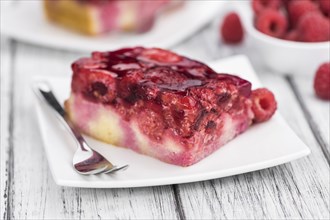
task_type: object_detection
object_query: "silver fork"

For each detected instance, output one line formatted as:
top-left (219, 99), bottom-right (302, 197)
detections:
top-left (33, 81), bottom-right (128, 175)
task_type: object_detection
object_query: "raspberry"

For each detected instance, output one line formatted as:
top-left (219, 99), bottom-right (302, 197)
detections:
top-left (314, 62), bottom-right (330, 100)
top-left (255, 9), bottom-right (288, 38)
top-left (138, 105), bottom-right (165, 141)
top-left (140, 48), bottom-right (182, 63)
top-left (288, 0), bottom-right (319, 27)
top-left (220, 12), bottom-right (244, 44)
top-left (117, 70), bottom-right (143, 101)
top-left (283, 30), bottom-right (299, 41)
top-left (297, 12), bottom-right (330, 42)
top-left (161, 92), bottom-right (199, 137)
top-left (319, 0), bottom-right (330, 17)
top-left (282, 0), bottom-right (291, 7)
top-left (73, 71), bottom-right (117, 104)
top-left (251, 88), bottom-right (277, 123)
top-left (252, 0), bottom-right (282, 14)
top-left (190, 81), bottom-right (235, 112)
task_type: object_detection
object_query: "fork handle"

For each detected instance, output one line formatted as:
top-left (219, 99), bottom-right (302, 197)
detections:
top-left (33, 81), bottom-right (90, 151)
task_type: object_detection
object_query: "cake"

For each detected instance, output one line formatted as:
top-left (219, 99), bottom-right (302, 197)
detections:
top-left (43, 0), bottom-right (181, 35)
top-left (65, 47), bottom-right (277, 166)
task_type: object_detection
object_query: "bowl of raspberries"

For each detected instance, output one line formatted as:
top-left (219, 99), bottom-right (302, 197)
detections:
top-left (237, 0), bottom-right (330, 75)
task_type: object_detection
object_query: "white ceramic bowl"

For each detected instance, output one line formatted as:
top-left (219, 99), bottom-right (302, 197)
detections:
top-left (236, 2), bottom-right (330, 75)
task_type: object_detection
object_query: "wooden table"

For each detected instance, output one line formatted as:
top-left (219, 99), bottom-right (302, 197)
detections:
top-left (1, 9), bottom-right (329, 220)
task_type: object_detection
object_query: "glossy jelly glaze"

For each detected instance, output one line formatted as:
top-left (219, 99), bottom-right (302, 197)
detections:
top-left (67, 47), bottom-right (254, 166)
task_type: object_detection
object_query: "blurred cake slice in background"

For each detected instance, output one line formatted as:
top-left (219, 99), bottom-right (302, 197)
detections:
top-left (43, 0), bottom-right (182, 35)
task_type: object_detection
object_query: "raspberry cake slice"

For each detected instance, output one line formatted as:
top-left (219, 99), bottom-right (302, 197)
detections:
top-left (44, 0), bottom-right (181, 35)
top-left (65, 47), bottom-right (276, 166)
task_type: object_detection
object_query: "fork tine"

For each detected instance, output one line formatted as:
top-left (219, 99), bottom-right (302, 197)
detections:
top-left (76, 165), bottom-right (108, 175)
top-left (75, 164), bottom-right (128, 175)
top-left (102, 165), bottom-right (129, 174)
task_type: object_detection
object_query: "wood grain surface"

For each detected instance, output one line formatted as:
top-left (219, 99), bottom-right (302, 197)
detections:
top-left (1, 38), bottom-right (13, 220)
top-left (1, 3), bottom-right (329, 219)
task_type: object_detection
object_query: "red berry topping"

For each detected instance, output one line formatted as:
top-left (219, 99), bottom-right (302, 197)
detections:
top-left (252, 0), bottom-right (282, 14)
top-left (314, 62), bottom-right (330, 100)
top-left (140, 48), bottom-right (182, 63)
top-left (319, 0), bottom-right (330, 17)
top-left (71, 58), bottom-right (117, 104)
top-left (251, 88), bottom-right (277, 123)
top-left (288, 0), bottom-right (319, 27)
top-left (71, 47), bottom-right (256, 144)
top-left (282, 0), bottom-right (291, 7)
top-left (161, 92), bottom-right (199, 137)
top-left (297, 12), bottom-right (330, 42)
top-left (138, 104), bottom-right (165, 141)
top-left (283, 30), bottom-right (299, 41)
top-left (220, 12), bottom-right (244, 44)
top-left (255, 9), bottom-right (288, 38)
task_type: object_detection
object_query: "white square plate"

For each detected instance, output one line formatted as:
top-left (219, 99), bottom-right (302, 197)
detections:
top-left (34, 55), bottom-right (310, 188)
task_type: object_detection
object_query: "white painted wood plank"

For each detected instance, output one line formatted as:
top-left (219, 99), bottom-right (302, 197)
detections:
top-left (8, 42), bottom-right (179, 220)
top-left (291, 75), bottom-right (330, 155)
top-left (0, 36), bottom-right (12, 220)
top-left (174, 71), bottom-right (330, 219)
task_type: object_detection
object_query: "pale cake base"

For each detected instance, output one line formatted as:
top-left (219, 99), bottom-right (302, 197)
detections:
top-left (65, 93), bottom-right (253, 166)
